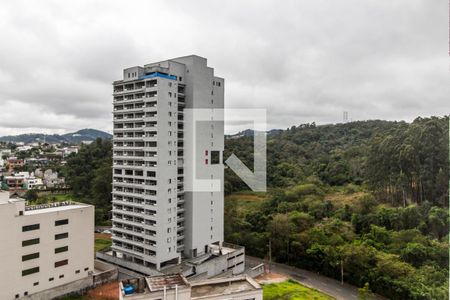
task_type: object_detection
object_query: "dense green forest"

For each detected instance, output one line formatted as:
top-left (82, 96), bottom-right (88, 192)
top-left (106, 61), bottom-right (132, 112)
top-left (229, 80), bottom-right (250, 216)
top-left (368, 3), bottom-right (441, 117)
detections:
top-left (61, 138), bottom-right (112, 224)
top-left (225, 117), bottom-right (449, 299)
top-left (61, 117), bottom-right (449, 299)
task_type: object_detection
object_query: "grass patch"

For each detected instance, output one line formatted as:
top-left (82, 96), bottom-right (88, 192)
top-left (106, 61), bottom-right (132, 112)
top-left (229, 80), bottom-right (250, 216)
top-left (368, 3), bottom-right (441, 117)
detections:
top-left (324, 190), bottom-right (368, 209)
top-left (225, 192), bottom-right (267, 214)
top-left (95, 238), bottom-right (112, 253)
top-left (263, 280), bottom-right (335, 300)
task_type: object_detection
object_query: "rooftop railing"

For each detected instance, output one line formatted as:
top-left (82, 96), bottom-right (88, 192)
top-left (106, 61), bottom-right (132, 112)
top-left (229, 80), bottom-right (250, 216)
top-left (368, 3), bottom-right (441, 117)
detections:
top-left (25, 201), bottom-right (78, 211)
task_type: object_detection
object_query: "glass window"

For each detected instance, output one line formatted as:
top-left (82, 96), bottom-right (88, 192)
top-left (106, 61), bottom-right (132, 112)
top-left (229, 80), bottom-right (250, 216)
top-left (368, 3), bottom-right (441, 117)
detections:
top-left (22, 238), bottom-right (40, 247)
top-left (55, 233), bottom-right (69, 240)
top-left (55, 246), bottom-right (68, 254)
top-left (211, 151), bottom-right (220, 164)
top-left (22, 253), bottom-right (39, 261)
top-left (22, 267), bottom-right (39, 276)
top-left (55, 219), bottom-right (68, 226)
top-left (22, 224), bottom-right (40, 232)
top-left (54, 259), bottom-right (68, 268)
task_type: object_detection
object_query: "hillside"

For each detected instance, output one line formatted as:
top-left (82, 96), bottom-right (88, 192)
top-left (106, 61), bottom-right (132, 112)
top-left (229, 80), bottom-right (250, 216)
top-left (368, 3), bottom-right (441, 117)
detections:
top-left (224, 116), bottom-right (449, 299)
top-left (55, 116), bottom-right (449, 299)
top-left (225, 118), bottom-right (448, 207)
top-left (0, 128), bottom-right (112, 144)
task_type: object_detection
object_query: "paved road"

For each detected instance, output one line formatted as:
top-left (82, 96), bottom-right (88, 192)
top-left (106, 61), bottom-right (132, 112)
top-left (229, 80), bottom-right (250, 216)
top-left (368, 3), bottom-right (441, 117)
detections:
top-left (246, 256), bottom-right (385, 300)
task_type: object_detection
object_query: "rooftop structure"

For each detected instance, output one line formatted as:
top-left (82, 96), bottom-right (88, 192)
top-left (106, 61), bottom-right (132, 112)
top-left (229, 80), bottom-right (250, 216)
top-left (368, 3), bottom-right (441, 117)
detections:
top-left (190, 276), bottom-right (262, 299)
top-left (119, 274), bottom-right (262, 300)
top-left (146, 273), bottom-right (189, 292)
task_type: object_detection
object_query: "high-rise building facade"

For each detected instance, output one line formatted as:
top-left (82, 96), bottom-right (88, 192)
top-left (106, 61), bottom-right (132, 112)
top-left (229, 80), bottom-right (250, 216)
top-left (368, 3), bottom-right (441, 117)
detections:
top-left (112, 55), bottom-right (224, 270)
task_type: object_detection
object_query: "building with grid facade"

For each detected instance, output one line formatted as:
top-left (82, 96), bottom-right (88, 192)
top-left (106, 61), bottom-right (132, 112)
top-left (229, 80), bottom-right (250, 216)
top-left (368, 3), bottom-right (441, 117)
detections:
top-left (111, 55), bottom-right (224, 271)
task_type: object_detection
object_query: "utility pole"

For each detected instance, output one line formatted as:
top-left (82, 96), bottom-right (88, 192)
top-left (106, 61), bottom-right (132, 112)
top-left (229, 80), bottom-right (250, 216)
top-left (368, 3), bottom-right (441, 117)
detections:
top-left (340, 259), bottom-right (344, 285)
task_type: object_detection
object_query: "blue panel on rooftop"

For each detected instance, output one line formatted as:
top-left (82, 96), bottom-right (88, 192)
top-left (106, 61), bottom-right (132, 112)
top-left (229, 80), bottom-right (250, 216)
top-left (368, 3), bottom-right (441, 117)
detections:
top-left (139, 72), bottom-right (177, 81)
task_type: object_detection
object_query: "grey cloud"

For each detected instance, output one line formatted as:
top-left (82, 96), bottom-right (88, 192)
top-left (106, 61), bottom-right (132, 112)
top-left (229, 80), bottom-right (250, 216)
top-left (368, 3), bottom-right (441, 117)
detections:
top-left (0, 0), bottom-right (448, 136)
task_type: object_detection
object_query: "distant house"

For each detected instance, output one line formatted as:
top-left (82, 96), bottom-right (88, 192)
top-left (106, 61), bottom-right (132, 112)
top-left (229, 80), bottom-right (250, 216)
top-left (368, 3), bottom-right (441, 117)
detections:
top-left (4, 175), bottom-right (26, 191)
top-left (7, 157), bottom-right (24, 172)
top-left (40, 152), bottom-right (63, 163)
top-left (4, 172), bottom-right (45, 191)
top-left (16, 145), bottom-right (33, 152)
top-left (33, 169), bottom-right (66, 189)
top-left (26, 176), bottom-right (44, 190)
top-left (62, 146), bottom-right (79, 158)
top-left (0, 149), bottom-right (12, 158)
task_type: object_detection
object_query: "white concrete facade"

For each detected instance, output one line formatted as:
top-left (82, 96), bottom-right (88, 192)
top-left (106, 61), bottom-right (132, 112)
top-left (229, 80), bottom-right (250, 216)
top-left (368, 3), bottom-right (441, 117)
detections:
top-left (0, 191), bottom-right (94, 300)
top-left (112, 55), bottom-right (224, 270)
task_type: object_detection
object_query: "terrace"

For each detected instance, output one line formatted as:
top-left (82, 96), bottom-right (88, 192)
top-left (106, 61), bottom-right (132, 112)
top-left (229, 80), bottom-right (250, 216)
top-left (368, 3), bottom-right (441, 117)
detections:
top-left (24, 201), bottom-right (89, 214)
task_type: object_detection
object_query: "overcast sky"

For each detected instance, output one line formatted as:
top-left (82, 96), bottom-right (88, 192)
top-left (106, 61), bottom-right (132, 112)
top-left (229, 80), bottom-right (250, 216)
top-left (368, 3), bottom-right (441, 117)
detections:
top-left (0, 0), bottom-right (448, 136)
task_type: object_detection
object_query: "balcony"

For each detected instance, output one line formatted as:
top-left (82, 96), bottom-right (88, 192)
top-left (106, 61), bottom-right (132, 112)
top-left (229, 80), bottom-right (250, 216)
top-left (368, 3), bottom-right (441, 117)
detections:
top-left (112, 217), bottom-right (141, 228)
top-left (112, 198), bottom-right (143, 207)
top-left (145, 80), bottom-right (157, 89)
top-left (113, 89), bottom-right (125, 96)
top-left (144, 135), bottom-right (157, 143)
top-left (113, 162), bottom-right (144, 169)
top-left (113, 181), bottom-right (146, 190)
top-left (119, 210), bottom-right (147, 219)
top-left (114, 125), bottom-right (145, 132)
top-left (114, 116), bottom-right (144, 123)
top-left (113, 145), bottom-right (144, 151)
top-left (122, 84), bottom-right (145, 93)
top-left (113, 155), bottom-right (145, 161)
top-left (113, 106), bottom-right (144, 113)
top-left (143, 115), bottom-right (157, 123)
top-left (144, 105), bottom-right (157, 113)
top-left (113, 190), bottom-right (145, 198)
top-left (111, 244), bottom-right (145, 259)
top-left (112, 226), bottom-right (144, 237)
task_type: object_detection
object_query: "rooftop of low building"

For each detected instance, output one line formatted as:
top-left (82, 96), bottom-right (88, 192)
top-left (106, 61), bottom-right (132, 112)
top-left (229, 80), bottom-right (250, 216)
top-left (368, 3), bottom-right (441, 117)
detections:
top-left (119, 274), bottom-right (260, 299)
top-left (146, 273), bottom-right (190, 291)
top-left (190, 276), bottom-right (261, 299)
top-left (24, 201), bottom-right (90, 215)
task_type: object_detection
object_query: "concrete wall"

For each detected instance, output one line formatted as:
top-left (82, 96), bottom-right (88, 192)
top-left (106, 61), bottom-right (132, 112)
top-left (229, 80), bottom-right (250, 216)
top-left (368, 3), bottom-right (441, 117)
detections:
top-left (93, 260), bottom-right (118, 286)
top-left (173, 56), bottom-right (225, 258)
top-left (246, 264), bottom-right (265, 278)
top-left (192, 289), bottom-right (263, 300)
top-left (24, 276), bottom-right (93, 300)
top-left (190, 276), bottom-right (262, 300)
top-left (96, 252), bottom-right (162, 276)
top-left (181, 246), bottom-right (245, 280)
top-left (153, 73), bottom-right (182, 265)
top-left (119, 285), bottom-right (191, 300)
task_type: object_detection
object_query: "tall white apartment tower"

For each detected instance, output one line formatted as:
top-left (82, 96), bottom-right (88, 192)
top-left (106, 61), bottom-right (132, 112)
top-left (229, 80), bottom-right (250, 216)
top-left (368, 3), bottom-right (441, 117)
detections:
top-left (112, 55), bottom-right (224, 270)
